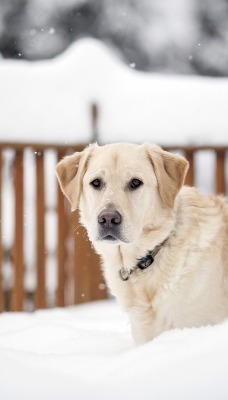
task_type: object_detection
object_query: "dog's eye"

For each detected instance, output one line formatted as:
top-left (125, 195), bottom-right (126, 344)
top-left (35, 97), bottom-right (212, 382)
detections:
top-left (129, 178), bottom-right (143, 190)
top-left (90, 178), bottom-right (102, 189)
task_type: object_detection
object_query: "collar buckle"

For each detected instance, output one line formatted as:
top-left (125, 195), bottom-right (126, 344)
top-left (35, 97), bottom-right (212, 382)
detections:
top-left (137, 254), bottom-right (154, 269)
top-left (119, 268), bottom-right (133, 281)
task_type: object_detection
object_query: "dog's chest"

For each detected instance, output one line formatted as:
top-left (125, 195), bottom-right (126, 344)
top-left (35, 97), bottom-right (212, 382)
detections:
top-left (101, 242), bottom-right (200, 320)
top-left (129, 264), bottom-right (182, 305)
top-left (105, 255), bottom-right (185, 313)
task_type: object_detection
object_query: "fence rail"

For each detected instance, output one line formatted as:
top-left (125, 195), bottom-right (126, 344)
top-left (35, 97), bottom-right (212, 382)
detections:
top-left (0, 142), bottom-right (227, 312)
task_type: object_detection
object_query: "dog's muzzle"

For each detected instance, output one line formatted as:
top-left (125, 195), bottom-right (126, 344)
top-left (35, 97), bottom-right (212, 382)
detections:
top-left (97, 207), bottom-right (122, 242)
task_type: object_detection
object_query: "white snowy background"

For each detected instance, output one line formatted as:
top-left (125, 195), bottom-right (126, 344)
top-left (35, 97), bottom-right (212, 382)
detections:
top-left (0, 36), bottom-right (228, 399)
top-left (1, 38), bottom-right (228, 144)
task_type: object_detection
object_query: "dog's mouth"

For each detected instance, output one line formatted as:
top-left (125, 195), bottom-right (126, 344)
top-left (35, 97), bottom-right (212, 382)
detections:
top-left (99, 232), bottom-right (121, 242)
top-left (102, 234), bottom-right (118, 242)
top-left (97, 230), bottom-right (127, 243)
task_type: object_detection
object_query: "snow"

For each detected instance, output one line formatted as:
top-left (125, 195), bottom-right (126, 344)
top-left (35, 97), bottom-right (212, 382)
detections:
top-left (0, 299), bottom-right (227, 400)
top-left (0, 38), bottom-right (228, 145)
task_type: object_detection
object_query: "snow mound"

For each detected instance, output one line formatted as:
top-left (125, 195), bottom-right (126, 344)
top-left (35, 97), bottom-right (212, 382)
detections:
top-left (0, 300), bottom-right (228, 400)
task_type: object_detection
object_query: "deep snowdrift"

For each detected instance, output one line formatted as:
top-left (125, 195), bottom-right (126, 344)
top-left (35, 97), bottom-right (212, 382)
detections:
top-left (0, 300), bottom-right (228, 400)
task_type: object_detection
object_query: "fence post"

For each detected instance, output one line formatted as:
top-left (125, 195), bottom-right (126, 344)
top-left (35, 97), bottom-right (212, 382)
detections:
top-left (184, 149), bottom-right (194, 187)
top-left (35, 151), bottom-right (46, 309)
top-left (216, 150), bottom-right (226, 194)
top-left (91, 103), bottom-right (99, 143)
top-left (11, 150), bottom-right (24, 311)
top-left (56, 151), bottom-right (67, 307)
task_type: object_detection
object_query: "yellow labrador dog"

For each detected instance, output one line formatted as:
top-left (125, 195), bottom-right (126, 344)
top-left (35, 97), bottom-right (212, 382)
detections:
top-left (56, 143), bottom-right (228, 345)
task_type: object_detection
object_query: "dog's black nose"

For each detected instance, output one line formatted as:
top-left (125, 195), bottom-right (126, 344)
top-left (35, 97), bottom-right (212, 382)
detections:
top-left (98, 209), bottom-right (122, 227)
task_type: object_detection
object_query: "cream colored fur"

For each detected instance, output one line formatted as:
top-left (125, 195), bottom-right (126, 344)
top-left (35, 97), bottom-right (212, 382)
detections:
top-left (56, 143), bottom-right (228, 345)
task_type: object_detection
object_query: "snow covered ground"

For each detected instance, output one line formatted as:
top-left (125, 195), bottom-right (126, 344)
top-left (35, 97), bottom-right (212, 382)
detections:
top-left (0, 299), bottom-right (228, 400)
top-left (0, 38), bottom-right (228, 399)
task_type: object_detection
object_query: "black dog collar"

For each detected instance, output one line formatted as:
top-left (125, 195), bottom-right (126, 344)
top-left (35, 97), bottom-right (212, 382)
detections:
top-left (119, 236), bottom-right (169, 281)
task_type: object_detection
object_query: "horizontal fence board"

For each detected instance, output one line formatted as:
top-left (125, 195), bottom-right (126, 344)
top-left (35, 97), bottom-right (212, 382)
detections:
top-left (0, 142), bottom-right (86, 152)
top-left (0, 142), bottom-right (227, 153)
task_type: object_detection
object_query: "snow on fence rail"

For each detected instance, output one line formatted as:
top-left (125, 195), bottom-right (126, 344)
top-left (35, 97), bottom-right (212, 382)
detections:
top-left (0, 142), bottom-right (227, 313)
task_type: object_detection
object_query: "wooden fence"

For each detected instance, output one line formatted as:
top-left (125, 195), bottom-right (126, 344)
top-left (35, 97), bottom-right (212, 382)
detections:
top-left (0, 142), bottom-right (227, 312)
top-left (0, 142), bottom-right (107, 312)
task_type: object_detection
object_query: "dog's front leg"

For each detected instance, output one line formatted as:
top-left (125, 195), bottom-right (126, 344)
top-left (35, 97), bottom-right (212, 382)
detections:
top-left (128, 307), bottom-right (163, 345)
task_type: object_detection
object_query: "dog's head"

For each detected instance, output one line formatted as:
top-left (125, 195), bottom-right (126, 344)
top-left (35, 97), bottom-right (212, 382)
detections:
top-left (55, 143), bottom-right (188, 245)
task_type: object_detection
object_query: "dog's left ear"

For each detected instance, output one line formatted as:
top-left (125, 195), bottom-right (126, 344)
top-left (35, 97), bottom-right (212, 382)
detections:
top-left (55, 144), bottom-right (96, 211)
top-left (146, 144), bottom-right (189, 208)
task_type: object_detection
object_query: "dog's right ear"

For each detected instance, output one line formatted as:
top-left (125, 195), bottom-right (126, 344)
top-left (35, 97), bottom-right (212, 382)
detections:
top-left (145, 144), bottom-right (189, 209)
top-left (55, 145), bottom-right (96, 211)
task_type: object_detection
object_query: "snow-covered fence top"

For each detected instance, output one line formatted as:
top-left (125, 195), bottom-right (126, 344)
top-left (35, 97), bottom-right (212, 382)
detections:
top-left (0, 142), bottom-right (227, 312)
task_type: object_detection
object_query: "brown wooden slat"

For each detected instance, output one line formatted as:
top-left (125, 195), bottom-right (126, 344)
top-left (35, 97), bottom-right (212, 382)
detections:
top-left (73, 210), bottom-right (88, 304)
top-left (216, 150), bottom-right (226, 194)
top-left (91, 103), bottom-right (99, 143)
top-left (61, 202), bottom-right (75, 306)
top-left (0, 149), bottom-right (3, 312)
top-left (56, 151), bottom-right (67, 307)
top-left (164, 145), bottom-right (228, 152)
top-left (73, 210), bottom-right (107, 304)
top-left (35, 152), bottom-right (46, 309)
top-left (89, 252), bottom-right (107, 301)
top-left (11, 150), bottom-right (24, 311)
top-left (184, 150), bottom-right (194, 187)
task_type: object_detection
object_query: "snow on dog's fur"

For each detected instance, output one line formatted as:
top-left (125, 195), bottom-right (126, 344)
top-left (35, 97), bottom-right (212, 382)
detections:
top-left (56, 143), bottom-right (228, 345)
